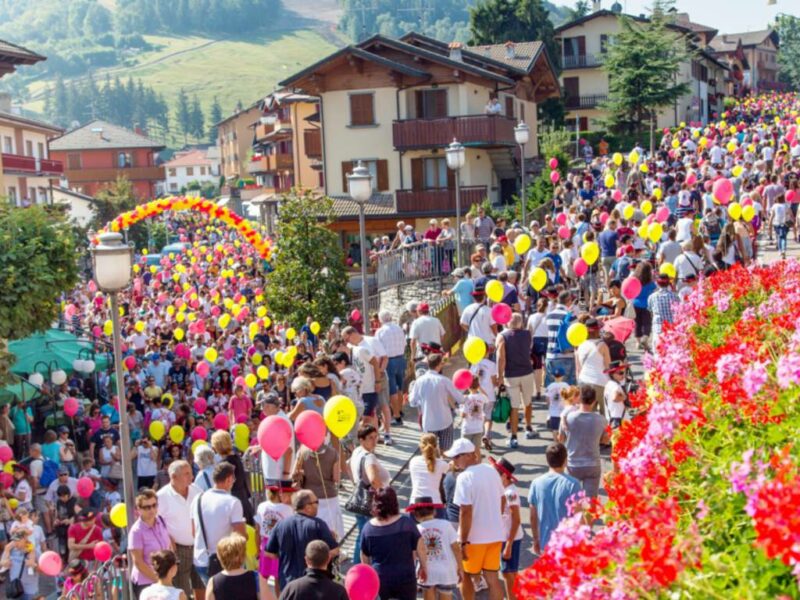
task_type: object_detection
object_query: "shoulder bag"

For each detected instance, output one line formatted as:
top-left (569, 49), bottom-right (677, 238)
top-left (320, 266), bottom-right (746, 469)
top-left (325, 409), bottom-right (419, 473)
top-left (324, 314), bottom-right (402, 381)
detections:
top-left (344, 454), bottom-right (374, 517)
top-left (68, 522), bottom-right (97, 562)
top-left (196, 492), bottom-right (223, 577)
top-left (5, 552), bottom-right (27, 599)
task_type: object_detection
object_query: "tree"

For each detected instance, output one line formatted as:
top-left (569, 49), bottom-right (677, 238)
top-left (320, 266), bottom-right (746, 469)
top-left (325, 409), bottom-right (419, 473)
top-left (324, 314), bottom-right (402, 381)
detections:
top-left (568, 0), bottom-right (590, 20)
top-left (189, 95), bottom-right (205, 141)
top-left (264, 191), bottom-right (349, 330)
top-left (776, 14), bottom-right (800, 90)
top-left (600, 1), bottom-right (691, 151)
top-left (208, 96), bottom-right (223, 144)
top-left (176, 89), bottom-right (191, 143)
top-left (0, 205), bottom-right (79, 383)
top-left (92, 176), bottom-right (138, 230)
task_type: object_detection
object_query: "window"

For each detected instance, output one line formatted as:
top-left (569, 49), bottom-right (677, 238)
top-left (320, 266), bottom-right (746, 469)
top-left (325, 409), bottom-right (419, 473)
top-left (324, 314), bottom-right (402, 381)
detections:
top-left (200, 166), bottom-right (206, 176)
top-left (186, 167), bottom-right (194, 176)
top-left (341, 159), bottom-right (388, 191)
top-left (424, 157), bottom-right (448, 189)
top-left (349, 93), bottom-right (376, 126)
top-left (3, 136), bottom-right (12, 153)
top-left (169, 182), bottom-right (178, 191)
top-left (25, 140), bottom-right (33, 156)
top-left (168, 168), bottom-right (177, 177)
top-left (414, 89), bottom-right (448, 119)
top-left (67, 153), bottom-right (82, 169)
top-left (37, 143), bottom-right (45, 158)
top-left (38, 188), bottom-right (48, 203)
top-left (600, 34), bottom-right (609, 54)
top-left (117, 152), bottom-right (132, 168)
top-left (7, 186), bottom-right (16, 204)
top-left (504, 96), bottom-right (515, 119)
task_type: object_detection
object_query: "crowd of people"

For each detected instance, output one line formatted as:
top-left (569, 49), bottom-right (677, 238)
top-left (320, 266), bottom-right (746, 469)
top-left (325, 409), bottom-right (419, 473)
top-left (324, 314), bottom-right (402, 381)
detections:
top-left (0, 93), bottom-right (797, 600)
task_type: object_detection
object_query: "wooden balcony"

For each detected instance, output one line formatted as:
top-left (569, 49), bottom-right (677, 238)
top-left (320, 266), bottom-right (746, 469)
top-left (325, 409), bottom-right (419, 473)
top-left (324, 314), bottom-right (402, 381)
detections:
top-left (562, 54), bottom-right (601, 69)
top-left (254, 122), bottom-right (275, 141)
top-left (63, 165), bottom-right (164, 183)
top-left (565, 94), bottom-right (607, 109)
top-left (2, 153), bottom-right (63, 176)
top-left (303, 129), bottom-right (321, 159)
top-left (395, 186), bottom-right (488, 215)
top-left (246, 153), bottom-right (293, 174)
top-left (392, 115), bottom-right (516, 150)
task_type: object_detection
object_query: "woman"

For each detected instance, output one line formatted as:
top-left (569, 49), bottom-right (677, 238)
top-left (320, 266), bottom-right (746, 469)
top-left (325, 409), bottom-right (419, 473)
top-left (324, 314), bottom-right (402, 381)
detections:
top-left (272, 374), bottom-right (291, 411)
top-left (527, 297), bottom-right (549, 399)
top-left (631, 262), bottom-right (656, 351)
top-left (98, 435), bottom-right (123, 484)
top-left (292, 441), bottom-right (343, 539)
top-left (140, 550), bottom-right (185, 600)
top-left (437, 218), bottom-right (455, 272)
top-left (489, 244), bottom-right (506, 273)
top-left (211, 430), bottom-right (255, 526)
top-left (132, 437), bottom-right (159, 489)
top-left (575, 318), bottom-right (611, 416)
top-left (0, 404), bottom-right (15, 446)
top-left (359, 487), bottom-right (428, 600)
top-left (716, 222), bottom-right (744, 269)
top-left (58, 428), bottom-right (79, 476)
top-left (193, 445), bottom-right (216, 491)
top-left (407, 434), bottom-right (448, 515)
top-left (206, 533), bottom-right (272, 600)
top-left (0, 530), bottom-right (39, 600)
top-left (84, 405), bottom-right (103, 441)
top-left (67, 511), bottom-right (102, 563)
top-left (8, 464), bottom-right (32, 511)
top-left (298, 364), bottom-right (334, 401)
top-left (594, 279), bottom-right (626, 319)
top-left (41, 430), bottom-right (61, 465)
top-left (313, 357), bottom-right (341, 399)
top-left (286, 378), bottom-right (325, 421)
top-left (128, 489), bottom-right (173, 599)
top-left (349, 425), bottom-right (390, 564)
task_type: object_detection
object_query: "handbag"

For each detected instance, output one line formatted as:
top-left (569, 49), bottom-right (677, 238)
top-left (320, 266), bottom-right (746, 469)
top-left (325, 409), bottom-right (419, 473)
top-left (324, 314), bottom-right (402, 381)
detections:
top-left (5, 552), bottom-right (27, 599)
top-left (196, 492), bottom-right (223, 577)
top-left (69, 523), bottom-right (97, 562)
top-left (491, 387), bottom-right (512, 424)
top-left (344, 454), bottom-right (374, 517)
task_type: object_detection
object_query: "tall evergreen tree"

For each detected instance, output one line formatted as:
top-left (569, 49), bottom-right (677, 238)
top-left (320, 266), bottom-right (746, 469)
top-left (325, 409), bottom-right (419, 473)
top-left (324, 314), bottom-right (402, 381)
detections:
top-left (189, 95), bottom-right (205, 141)
top-left (209, 96), bottom-right (223, 144)
top-left (776, 14), bottom-right (800, 90)
top-left (469, 0), bottom-right (559, 64)
top-left (176, 88), bottom-right (191, 143)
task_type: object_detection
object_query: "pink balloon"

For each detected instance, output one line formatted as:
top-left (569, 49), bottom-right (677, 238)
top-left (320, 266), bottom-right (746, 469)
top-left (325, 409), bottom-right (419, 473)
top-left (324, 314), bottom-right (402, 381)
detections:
top-left (38, 551), bottom-right (62, 577)
top-left (93, 541), bottom-right (112, 562)
top-left (295, 411), bottom-right (326, 451)
top-left (741, 198), bottom-right (753, 207)
top-left (194, 398), bottom-right (207, 414)
top-left (548, 157), bottom-right (558, 170)
top-left (213, 413), bottom-right (229, 431)
top-left (0, 446), bottom-right (12, 463)
top-left (0, 472), bottom-right (12, 488)
top-left (236, 414), bottom-right (249, 424)
top-left (196, 362), bottom-right (210, 378)
top-left (258, 415), bottom-right (293, 460)
top-left (76, 477), bottom-right (94, 498)
top-left (599, 212), bottom-right (610, 226)
top-left (555, 212), bottom-right (567, 226)
top-left (191, 426), bottom-right (208, 442)
top-left (491, 303), bottom-right (512, 325)
top-left (224, 348), bottom-right (235, 360)
top-left (621, 276), bottom-right (642, 300)
top-left (64, 304), bottom-right (77, 319)
top-left (612, 189), bottom-right (623, 202)
top-left (558, 226), bottom-right (571, 239)
top-left (686, 172), bottom-right (697, 186)
top-left (345, 564), bottom-right (381, 600)
top-left (247, 346), bottom-right (256, 357)
top-left (350, 309), bottom-right (362, 322)
top-left (549, 170), bottom-right (560, 184)
top-left (92, 326), bottom-right (102, 338)
top-left (124, 356), bottom-right (136, 370)
top-left (655, 206), bottom-right (670, 223)
top-left (211, 305), bottom-right (221, 317)
top-left (574, 258), bottom-right (588, 277)
top-left (453, 369), bottom-right (473, 391)
top-left (64, 397), bottom-right (80, 417)
top-left (788, 190), bottom-right (797, 203)
top-left (87, 280), bottom-right (97, 293)
top-left (712, 178), bottom-right (734, 204)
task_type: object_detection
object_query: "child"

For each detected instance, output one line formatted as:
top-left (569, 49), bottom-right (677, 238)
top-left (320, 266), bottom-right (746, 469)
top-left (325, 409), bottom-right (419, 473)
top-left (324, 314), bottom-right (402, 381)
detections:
top-left (490, 457), bottom-right (524, 600)
top-left (557, 386), bottom-right (582, 439)
top-left (545, 369), bottom-right (570, 440)
top-left (409, 496), bottom-right (461, 600)
top-left (459, 377), bottom-right (488, 460)
top-left (255, 480), bottom-right (295, 597)
top-left (139, 549), bottom-right (186, 600)
top-left (61, 559), bottom-right (92, 599)
top-left (469, 356), bottom-right (499, 451)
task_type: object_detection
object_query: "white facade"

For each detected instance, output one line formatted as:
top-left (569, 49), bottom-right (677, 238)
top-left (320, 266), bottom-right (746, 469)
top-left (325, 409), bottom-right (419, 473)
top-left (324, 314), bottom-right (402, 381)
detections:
top-left (158, 148), bottom-right (221, 195)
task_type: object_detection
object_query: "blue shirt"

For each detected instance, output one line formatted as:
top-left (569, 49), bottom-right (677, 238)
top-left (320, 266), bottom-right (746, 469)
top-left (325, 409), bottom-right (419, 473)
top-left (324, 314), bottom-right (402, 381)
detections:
top-left (451, 278), bottom-right (474, 313)
top-left (598, 230), bottom-right (618, 257)
top-left (266, 513), bottom-right (339, 589)
top-left (633, 281), bottom-right (657, 309)
top-left (527, 471), bottom-right (582, 548)
top-left (100, 403), bottom-right (120, 425)
top-left (360, 516), bottom-right (421, 585)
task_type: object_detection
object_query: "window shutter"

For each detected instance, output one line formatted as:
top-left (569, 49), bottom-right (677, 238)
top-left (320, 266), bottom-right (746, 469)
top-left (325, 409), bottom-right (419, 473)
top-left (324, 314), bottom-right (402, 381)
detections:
top-left (350, 94), bottom-right (374, 126)
top-left (414, 91), bottom-right (423, 119)
top-left (377, 160), bottom-right (389, 191)
top-left (341, 161), bottom-right (354, 191)
top-left (411, 158), bottom-right (424, 191)
top-left (433, 90), bottom-right (448, 118)
top-left (577, 36), bottom-right (586, 56)
top-left (446, 163), bottom-right (455, 190)
top-left (505, 96), bottom-right (515, 118)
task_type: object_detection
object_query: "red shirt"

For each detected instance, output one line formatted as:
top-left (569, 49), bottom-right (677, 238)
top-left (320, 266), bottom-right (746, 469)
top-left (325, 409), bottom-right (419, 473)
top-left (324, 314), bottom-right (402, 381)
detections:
top-left (67, 521), bottom-right (103, 561)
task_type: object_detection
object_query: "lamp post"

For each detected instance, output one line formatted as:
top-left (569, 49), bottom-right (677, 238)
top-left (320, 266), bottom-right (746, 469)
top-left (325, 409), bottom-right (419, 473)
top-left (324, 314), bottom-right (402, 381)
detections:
top-left (347, 161), bottom-right (373, 335)
top-left (91, 232), bottom-right (135, 596)
top-left (445, 139), bottom-right (466, 267)
top-left (514, 121), bottom-right (530, 229)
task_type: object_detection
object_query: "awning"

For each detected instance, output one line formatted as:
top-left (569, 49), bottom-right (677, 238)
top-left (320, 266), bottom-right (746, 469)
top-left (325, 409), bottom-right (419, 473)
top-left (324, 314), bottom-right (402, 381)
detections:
top-left (0, 377), bottom-right (41, 406)
top-left (9, 329), bottom-right (111, 377)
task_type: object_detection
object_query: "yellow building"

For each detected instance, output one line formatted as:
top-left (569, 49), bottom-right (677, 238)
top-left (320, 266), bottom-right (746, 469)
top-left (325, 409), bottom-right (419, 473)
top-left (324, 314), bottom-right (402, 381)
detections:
top-left (216, 102), bottom-right (263, 201)
top-left (555, 6), bottom-right (729, 132)
top-left (709, 29), bottom-right (783, 94)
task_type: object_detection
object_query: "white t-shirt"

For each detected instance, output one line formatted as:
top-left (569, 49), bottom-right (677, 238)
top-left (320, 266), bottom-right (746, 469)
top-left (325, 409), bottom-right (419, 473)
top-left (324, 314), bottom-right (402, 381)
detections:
top-left (577, 341), bottom-right (609, 386)
top-left (254, 500), bottom-right (293, 541)
top-left (460, 392), bottom-right (488, 435)
top-left (410, 316), bottom-right (445, 348)
top-left (604, 380), bottom-right (626, 420)
top-left (709, 145), bottom-right (723, 164)
top-left (190, 488), bottom-right (244, 567)
top-left (453, 463), bottom-right (505, 544)
top-left (460, 303), bottom-right (495, 345)
top-left (762, 145), bottom-right (774, 161)
top-left (676, 217), bottom-right (694, 243)
top-left (416, 519), bottom-right (458, 586)
top-left (502, 483), bottom-right (524, 542)
top-left (136, 447), bottom-right (158, 477)
top-left (546, 381), bottom-right (569, 418)
top-left (527, 312), bottom-right (548, 338)
top-left (350, 447), bottom-right (390, 488)
top-left (469, 358), bottom-right (497, 404)
top-left (674, 252), bottom-right (702, 279)
top-left (157, 483), bottom-right (202, 547)
top-left (260, 412), bottom-right (294, 480)
top-left (128, 333), bottom-right (148, 350)
top-left (771, 203), bottom-right (788, 226)
top-left (408, 456), bottom-right (449, 504)
top-left (350, 344), bottom-right (376, 394)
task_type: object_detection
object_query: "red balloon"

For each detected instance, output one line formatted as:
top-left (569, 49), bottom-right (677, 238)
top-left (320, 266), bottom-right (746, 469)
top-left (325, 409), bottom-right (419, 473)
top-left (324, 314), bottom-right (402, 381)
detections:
top-left (491, 303), bottom-right (512, 325)
top-left (453, 369), bottom-right (473, 391)
top-left (294, 411), bottom-right (326, 451)
top-left (548, 157), bottom-right (558, 170)
top-left (191, 426), bottom-right (208, 442)
top-left (93, 541), bottom-right (113, 562)
top-left (258, 415), bottom-right (293, 460)
top-left (213, 414), bottom-right (229, 431)
top-left (124, 356), bottom-right (136, 370)
top-left (350, 309), bottom-right (361, 322)
top-left (77, 476), bottom-right (94, 499)
top-left (345, 564), bottom-right (381, 600)
top-left (64, 397), bottom-right (80, 417)
top-left (788, 190), bottom-right (797, 203)
top-left (0, 446), bottom-right (12, 463)
top-left (621, 276), bottom-right (642, 300)
top-left (574, 258), bottom-right (588, 277)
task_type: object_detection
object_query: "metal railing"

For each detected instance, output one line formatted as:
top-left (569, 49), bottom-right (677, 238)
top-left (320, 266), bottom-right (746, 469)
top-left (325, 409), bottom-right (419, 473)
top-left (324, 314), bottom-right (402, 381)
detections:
top-left (564, 94), bottom-right (608, 109)
top-left (63, 555), bottom-right (126, 600)
top-left (371, 240), bottom-right (474, 289)
top-left (562, 54), bottom-right (601, 69)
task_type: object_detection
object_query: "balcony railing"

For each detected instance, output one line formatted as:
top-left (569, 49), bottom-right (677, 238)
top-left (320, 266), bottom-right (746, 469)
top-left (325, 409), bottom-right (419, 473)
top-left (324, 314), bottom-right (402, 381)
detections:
top-left (395, 186), bottom-right (488, 214)
top-left (246, 153), bottom-right (293, 174)
top-left (304, 129), bottom-right (321, 159)
top-left (564, 94), bottom-right (608, 109)
top-left (63, 165), bottom-right (165, 183)
top-left (562, 54), bottom-right (601, 69)
top-left (758, 80), bottom-right (789, 92)
top-left (392, 115), bottom-right (516, 150)
top-left (2, 153), bottom-right (64, 176)
top-left (254, 122), bottom-right (275, 141)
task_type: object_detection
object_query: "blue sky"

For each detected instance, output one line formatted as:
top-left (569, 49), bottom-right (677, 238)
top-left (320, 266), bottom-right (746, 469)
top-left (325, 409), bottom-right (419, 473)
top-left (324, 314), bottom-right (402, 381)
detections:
top-left (548, 0), bottom-right (798, 34)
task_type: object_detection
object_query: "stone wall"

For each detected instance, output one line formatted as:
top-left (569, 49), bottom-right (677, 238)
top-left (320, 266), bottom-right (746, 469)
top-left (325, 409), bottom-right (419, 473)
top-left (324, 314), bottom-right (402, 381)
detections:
top-left (377, 278), bottom-right (450, 319)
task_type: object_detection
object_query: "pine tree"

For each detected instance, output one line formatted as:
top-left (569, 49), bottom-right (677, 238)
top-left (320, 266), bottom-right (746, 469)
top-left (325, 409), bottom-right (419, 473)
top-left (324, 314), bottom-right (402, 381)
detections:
top-left (54, 77), bottom-right (68, 127)
top-left (208, 96), bottom-right (223, 144)
top-left (469, 0), bottom-right (559, 63)
top-left (189, 95), bottom-right (205, 141)
top-left (777, 15), bottom-right (800, 90)
top-left (176, 88), bottom-right (191, 143)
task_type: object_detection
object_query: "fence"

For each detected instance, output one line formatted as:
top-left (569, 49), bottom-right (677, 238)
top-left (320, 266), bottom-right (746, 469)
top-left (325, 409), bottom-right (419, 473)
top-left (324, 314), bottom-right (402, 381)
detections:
top-left (372, 240), bottom-right (474, 289)
top-left (63, 555), bottom-right (127, 600)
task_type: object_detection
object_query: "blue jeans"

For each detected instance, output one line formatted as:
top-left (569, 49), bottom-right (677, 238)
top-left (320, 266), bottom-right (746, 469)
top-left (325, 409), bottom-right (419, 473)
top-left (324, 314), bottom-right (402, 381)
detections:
top-left (352, 514), bottom-right (368, 564)
top-left (545, 356), bottom-right (576, 386)
top-left (775, 224), bottom-right (788, 253)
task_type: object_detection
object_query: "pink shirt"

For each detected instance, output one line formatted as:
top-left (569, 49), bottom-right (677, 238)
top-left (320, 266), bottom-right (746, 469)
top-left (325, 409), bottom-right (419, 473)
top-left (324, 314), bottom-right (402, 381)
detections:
top-left (128, 517), bottom-right (172, 585)
top-left (229, 394), bottom-right (253, 421)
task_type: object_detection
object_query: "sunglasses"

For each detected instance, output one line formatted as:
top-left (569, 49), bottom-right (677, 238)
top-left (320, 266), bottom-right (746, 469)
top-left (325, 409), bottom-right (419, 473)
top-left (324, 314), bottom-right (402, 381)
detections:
top-left (140, 503), bottom-right (157, 510)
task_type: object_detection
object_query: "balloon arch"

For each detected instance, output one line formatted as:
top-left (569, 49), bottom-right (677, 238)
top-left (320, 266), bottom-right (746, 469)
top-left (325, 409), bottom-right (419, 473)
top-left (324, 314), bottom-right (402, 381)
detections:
top-left (100, 196), bottom-right (272, 259)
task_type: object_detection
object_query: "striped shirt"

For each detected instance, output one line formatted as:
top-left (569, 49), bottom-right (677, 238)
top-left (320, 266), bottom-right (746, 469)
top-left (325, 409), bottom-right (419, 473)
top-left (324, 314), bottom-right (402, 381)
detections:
top-left (647, 288), bottom-right (680, 337)
top-left (545, 304), bottom-right (573, 360)
top-left (376, 322), bottom-right (407, 357)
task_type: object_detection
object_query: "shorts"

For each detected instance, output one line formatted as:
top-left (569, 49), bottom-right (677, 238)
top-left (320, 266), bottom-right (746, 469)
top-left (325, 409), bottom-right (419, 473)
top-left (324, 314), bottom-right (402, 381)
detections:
top-left (33, 493), bottom-right (47, 514)
top-left (378, 374), bottom-right (390, 407)
top-left (547, 416), bottom-right (560, 431)
top-left (362, 392), bottom-right (379, 417)
top-left (568, 464), bottom-right (602, 498)
top-left (420, 584), bottom-right (457, 593)
top-left (501, 539), bottom-right (522, 573)
top-left (505, 373), bottom-right (534, 409)
top-left (461, 432), bottom-right (482, 449)
top-left (386, 356), bottom-right (407, 395)
top-left (463, 541), bottom-right (502, 575)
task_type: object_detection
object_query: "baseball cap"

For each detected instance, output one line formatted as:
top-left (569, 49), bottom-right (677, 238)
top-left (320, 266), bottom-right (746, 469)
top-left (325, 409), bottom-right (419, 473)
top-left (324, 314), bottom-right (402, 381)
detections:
top-left (418, 302), bottom-right (430, 313)
top-left (443, 438), bottom-right (476, 458)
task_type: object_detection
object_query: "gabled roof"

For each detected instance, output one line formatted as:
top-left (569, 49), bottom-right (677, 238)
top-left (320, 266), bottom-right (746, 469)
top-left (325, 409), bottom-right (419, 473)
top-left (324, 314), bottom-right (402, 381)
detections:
top-left (261, 90), bottom-right (318, 112)
top-left (53, 186), bottom-right (97, 204)
top-left (712, 29), bottom-right (779, 50)
top-left (0, 110), bottom-right (62, 134)
top-left (50, 120), bottom-right (164, 152)
top-left (164, 149), bottom-right (216, 168)
top-left (554, 9), bottom-right (648, 34)
top-left (0, 38), bottom-right (46, 76)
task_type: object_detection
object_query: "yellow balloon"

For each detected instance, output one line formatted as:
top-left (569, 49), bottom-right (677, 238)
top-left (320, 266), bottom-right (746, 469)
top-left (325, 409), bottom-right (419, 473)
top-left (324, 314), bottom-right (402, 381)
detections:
top-left (529, 267), bottom-right (547, 292)
top-left (580, 242), bottom-right (600, 266)
top-left (219, 314), bottom-right (231, 329)
top-left (257, 365), bottom-right (270, 380)
top-left (463, 336), bottom-right (487, 365)
top-left (166, 305), bottom-right (175, 316)
top-left (628, 150), bottom-right (639, 164)
top-left (191, 440), bottom-right (207, 454)
top-left (150, 421), bottom-right (166, 441)
top-left (275, 351), bottom-right (285, 366)
top-left (245, 373), bottom-right (258, 388)
top-left (256, 306), bottom-right (267, 318)
top-left (204, 347), bottom-right (218, 363)
top-left (641, 200), bottom-right (652, 215)
top-left (514, 233), bottom-right (532, 255)
top-left (169, 425), bottom-right (185, 444)
top-left (623, 205), bottom-right (634, 220)
top-left (233, 424), bottom-right (250, 452)
top-left (671, 138), bottom-right (680, 149)
top-left (150, 266), bottom-right (158, 274)
top-left (653, 188), bottom-right (663, 200)
top-left (742, 205), bottom-right (756, 222)
top-left (8, 498), bottom-right (18, 510)
top-left (175, 312), bottom-right (185, 323)
top-left (133, 264), bottom-right (140, 274)
top-left (727, 141), bottom-right (737, 153)
top-left (604, 174), bottom-right (615, 188)
top-left (640, 163), bottom-right (649, 174)
top-left (613, 152), bottom-right (623, 166)
top-left (324, 395), bottom-right (357, 439)
top-left (252, 352), bottom-right (263, 366)
top-left (310, 321), bottom-right (321, 335)
top-left (3, 461), bottom-right (16, 474)
top-left (638, 223), bottom-right (649, 239)
top-left (659, 263), bottom-right (676, 279)
top-left (485, 280), bottom-right (504, 303)
top-left (286, 327), bottom-right (297, 341)
top-left (110, 503), bottom-right (127, 528)
top-left (728, 202), bottom-right (742, 221)
top-left (566, 322), bottom-right (588, 347)
top-left (246, 525), bottom-right (258, 558)
top-left (174, 327), bottom-right (184, 341)
top-left (263, 317), bottom-right (272, 329)
top-left (103, 320), bottom-right (113, 336)
top-left (648, 222), bottom-right (664, 244)
top-left (162, 393), bottom-right (174, 409)
top-left (732, 165), bottom-right (743, 178)
top-left (142, 249), bottom-right (148, 255)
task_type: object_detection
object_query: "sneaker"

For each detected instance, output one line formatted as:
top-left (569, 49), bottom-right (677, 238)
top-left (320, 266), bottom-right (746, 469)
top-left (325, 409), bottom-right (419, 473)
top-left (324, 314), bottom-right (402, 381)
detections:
top-left (525, 426), bottom-right (538, 440)
top-left (506, 436), bottom-right (518, 449)
top-left (383, 434), bottom-right (394, 446)
top-left (391, 417), bottom-right (403, 427)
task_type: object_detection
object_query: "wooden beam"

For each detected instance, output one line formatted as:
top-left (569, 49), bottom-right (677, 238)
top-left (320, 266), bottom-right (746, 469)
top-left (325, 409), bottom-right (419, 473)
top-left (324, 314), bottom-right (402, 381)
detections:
top-left (309, 72), bottom-right (326, 94)
top-left (389, 71), bottom-right (404, 87)
top-left (347, 55), bottom-right (364, 74)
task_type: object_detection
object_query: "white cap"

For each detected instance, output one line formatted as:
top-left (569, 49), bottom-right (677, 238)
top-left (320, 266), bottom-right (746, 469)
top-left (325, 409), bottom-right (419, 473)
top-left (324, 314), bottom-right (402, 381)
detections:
top-left (444, 438), bottom-right (476, 458)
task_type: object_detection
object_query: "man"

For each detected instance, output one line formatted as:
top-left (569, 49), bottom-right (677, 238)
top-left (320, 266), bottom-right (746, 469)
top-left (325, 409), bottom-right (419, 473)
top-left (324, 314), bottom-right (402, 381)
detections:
top-left (357, 328), bottom-right (393, 445)
top-left (342, 326), bottom-right (384, 429)
top-left (545, 291), bottom-right (577, 386)
top-left (258, 392), bottom-right (294, 481)
top-left (474, 207), bottom-right (495, 244)
top-left (89, 415), bottom-right (120, 463)
top-left (446, 439), bottom-right (505, 600)
top-left (598, 219), bottom-right (618, 285)
top-left (45, 468), bottom-right (78, 532)
top-left (158, 460), bottom-right (204, 600)
top-left (146, 353), bottom-right (170, 389)
top-left (266, 490), bottom-right (340, 591)
top-left (657, 229), bottom-right (682, 266)
top-left (647, 273), bottom-right (680, 351)
top-left (167, 357), bottom-right (189, 388)
top-left (278, 540), bottom-right (348, 600)
top-left (409, 302), bottom-right (445, 360)
top-left (409, 353), bottom-right (462, 452)
top-left (557, 386), bottom-right (609, 498)
top-left (528, 442), bottom-right (582, 554)
top-left (496, 313), bottom-right (536, 448)
top-left (460, 284), bottom-right (497, 350)
top-left (376, 310), bottom-right (407, 427)
top-left (299, 316), bottom-right (318, 351)
top-left (443, 269), bottom-right (474, 315)
top-left (143, 376), bottom-right (163, 403)
top-left (190, 462), bottom-right (246, 582)
top-left (10, 400), bottom-right (33, 459)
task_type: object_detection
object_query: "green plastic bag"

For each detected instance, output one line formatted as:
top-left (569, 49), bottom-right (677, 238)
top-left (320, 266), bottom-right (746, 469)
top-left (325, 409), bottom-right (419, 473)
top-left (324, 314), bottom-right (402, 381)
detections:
top-left (491, 388), bottom-right (512, 424)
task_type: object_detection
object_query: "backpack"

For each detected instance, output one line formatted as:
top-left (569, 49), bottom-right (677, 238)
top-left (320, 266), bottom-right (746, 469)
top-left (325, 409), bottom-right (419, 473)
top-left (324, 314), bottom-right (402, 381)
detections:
top-left (555, 312), bottom-right (577, 354)
top-left (39, 458), bottom-right (59, 488)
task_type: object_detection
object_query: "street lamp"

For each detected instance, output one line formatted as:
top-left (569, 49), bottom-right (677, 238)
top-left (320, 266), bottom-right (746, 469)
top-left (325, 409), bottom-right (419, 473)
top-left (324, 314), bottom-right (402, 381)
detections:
top-left (445, 139), bottom-right (466, 267)
top-left (347, 161), bottom-right (373, 335)
top-left (514, 121), bottom-right (530, 229)
top-left (90, 232), bottom-right (136, 573)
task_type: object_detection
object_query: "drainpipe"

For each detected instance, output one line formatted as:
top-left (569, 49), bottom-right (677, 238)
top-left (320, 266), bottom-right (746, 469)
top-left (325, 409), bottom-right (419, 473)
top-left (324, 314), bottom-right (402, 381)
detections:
top-left (319, 95), bottom-right (328, 196)
top-left (396, 87), bottom-right (404, 190)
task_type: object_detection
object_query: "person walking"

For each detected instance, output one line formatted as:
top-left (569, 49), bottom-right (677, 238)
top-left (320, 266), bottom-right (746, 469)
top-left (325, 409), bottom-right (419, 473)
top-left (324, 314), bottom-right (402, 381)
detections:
top-left (278, 541), bottom-right (348, 600)
top-left (291, 442), bottom-right (343, 540)
top-left (129, 489), bottom-right (174, 599)
top-left (557, 386), bottom-right (609, 498)
top-left (545, 291), bottom-right (577, 385)
top-left (647, 273), bottom-right (680, 352)
top-left (348, 425), bottom-right (390, 564)
top-left (496, 313), bottom-right (536, 447)
top-left (575, 318), bottom-right (610, 416)
top-left (409, 354), bottom-right (462, 452)
top-left (140, 550), bottom-right (186, 600)
top-left (206, 534), bottom-right (272, 600)
top-left (211, 430), bottom-right (255, 526)
top-left (375, 310), bottom-right (408, 426)
top-left (408, 433), bottom-right (449, 513)
top-left (460, 284), bottom-right (497, 351)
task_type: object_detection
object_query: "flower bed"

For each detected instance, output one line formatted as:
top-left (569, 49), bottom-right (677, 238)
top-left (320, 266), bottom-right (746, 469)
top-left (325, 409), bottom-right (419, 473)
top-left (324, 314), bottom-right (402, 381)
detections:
top-left (516, 260), bottom-right (800, 599)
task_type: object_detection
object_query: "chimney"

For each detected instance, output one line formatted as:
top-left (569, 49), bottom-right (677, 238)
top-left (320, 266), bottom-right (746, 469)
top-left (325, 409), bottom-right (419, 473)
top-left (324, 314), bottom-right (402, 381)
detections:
top-left (504, 41), bottom-right (516, 59)
top-left (134, 125), bottom-right (145, 136)
top-left (448, 41), bottom-right (463, 62)
top-left (592, 0), bottom-right (602, 12)
top-left (90, 126), bottom-right (104, 140)
top-left (0, 93), bottom-right (11, 113)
